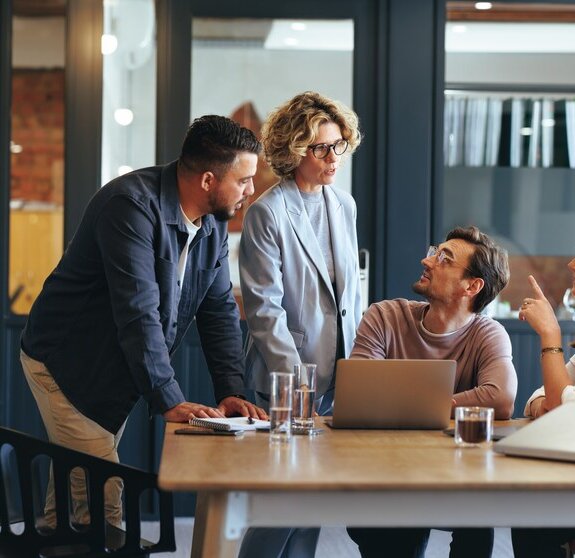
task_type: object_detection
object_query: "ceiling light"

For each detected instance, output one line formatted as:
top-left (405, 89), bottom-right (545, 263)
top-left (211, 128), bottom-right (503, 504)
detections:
top-left (291, 22), bottom-right (307, 31)
top-left (541, 118), bottom-right (555, 127)
top-left (445, 23), bottom-right (575, 53)
top-left (265, 20), bottom-right (353, 51)
top-left (475, 2), bottom-right (493, 10)
top-left (101, 34), bottom-right (118, 55)
top-left (520, 127), bottom-right (532, 136)
top-left (114, 108), bottom-right (134, 126)
top-left (10, 141), bottom-right (23, 154)
top-left (118, 165), bottom-right (133, 176)
top-left (452, 24), bottom-right (467, 34)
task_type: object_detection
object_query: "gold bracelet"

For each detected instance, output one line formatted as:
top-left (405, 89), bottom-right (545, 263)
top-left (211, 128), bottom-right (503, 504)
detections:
top-left (541, 346), bottom-right (564, 357)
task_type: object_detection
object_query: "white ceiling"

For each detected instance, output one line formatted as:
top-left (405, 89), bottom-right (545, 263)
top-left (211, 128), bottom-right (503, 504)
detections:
top-left (446, 22), bottom-right (575, 53)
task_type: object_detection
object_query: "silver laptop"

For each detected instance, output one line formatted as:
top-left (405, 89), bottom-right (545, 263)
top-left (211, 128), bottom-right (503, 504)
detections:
top-left (329, 359), bottom-right (456, 429)
top-left (494, 401), bottom-right (575, 463)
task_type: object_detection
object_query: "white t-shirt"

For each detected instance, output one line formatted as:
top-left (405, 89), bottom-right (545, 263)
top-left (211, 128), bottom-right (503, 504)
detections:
top-left (177, 207), bottom-right (200, 287)
top-left (524, 353), bottom-right (575, 417)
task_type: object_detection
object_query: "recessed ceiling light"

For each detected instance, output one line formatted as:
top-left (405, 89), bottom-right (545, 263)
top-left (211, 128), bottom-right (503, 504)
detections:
top-left (541, 118), bottom-right (556, 128)
top-left (520, 127), bottom-right (532, 136)
top-left (101, 34), bottom-right (118, 55)
top-left (452, 24), bottom-right (467, 34)
top-left (475, 2), bottom-right (493, 10)
top-left (291, 22), bottom-right (306, 31)
top-left (10, 141), bottom-right (23, 154)
top-left (284, 37), bottom-right (299, 46)
top-left (118, 165), bottom-right (133, 176)
top-left (114, 108), bottom-right (134, 126)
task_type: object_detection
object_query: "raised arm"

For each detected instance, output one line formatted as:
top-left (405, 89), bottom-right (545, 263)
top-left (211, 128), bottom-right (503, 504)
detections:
top-left (520, 274), bottom-right (573, 415)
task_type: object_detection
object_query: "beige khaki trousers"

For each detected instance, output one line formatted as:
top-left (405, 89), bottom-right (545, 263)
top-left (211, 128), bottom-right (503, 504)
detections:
top-left (20, 350), bottom-right (125, 528)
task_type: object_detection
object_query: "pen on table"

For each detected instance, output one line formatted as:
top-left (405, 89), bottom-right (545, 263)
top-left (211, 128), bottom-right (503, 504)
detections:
top-left (174, 428), bottom-right (244, 436)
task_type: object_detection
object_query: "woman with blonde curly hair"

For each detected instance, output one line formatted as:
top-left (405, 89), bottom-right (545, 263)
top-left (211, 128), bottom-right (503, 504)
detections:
top-left (238, 91), bottom-right (362, 558)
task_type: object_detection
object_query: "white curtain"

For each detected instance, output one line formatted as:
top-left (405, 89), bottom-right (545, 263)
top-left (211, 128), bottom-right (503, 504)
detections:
top-left (566, 100), bottom-right (575, 169)
top-left (464, 98), bottom-right (488, 166)
top-left (444, 94), bottom-right (569, 168)
top-left (541, 99), bottom-right (554, 168)
top-left (444, 96), bottom-right (501, 167)
top-left (444, 97), bottom-right (466, 166)
top-left (485, 98), bottom-right (502, 167)
top-left (510, 98), bottom-right (524, 168)
top-left (528, 100), bottom-right (541, 168)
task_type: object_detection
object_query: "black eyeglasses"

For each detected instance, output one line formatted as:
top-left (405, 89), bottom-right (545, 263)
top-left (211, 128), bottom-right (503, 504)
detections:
top-left (308, 139), bottom-right (349, 159)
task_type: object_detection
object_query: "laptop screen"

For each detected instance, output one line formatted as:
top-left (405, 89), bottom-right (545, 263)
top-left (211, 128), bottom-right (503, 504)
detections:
top-left (331, 359), bottom-right (456, 429)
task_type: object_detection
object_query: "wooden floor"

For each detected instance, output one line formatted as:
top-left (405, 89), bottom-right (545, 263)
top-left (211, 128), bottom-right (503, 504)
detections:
top-left (144, 520), bottom-right (513, 558)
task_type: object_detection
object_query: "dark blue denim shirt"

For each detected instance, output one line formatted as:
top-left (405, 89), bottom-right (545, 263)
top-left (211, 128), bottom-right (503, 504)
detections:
top-left (22, 161), bottom-right (245, 434)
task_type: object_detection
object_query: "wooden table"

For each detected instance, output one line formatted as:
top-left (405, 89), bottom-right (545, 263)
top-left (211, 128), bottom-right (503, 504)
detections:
top-left (159, 420), bottom-right (575, 558)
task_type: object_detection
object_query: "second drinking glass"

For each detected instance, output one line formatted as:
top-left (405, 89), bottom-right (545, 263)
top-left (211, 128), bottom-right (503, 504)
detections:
top-left (269, 371), bottom-right (293, 443)
top-left (293, 363), bottom-right (317, 432)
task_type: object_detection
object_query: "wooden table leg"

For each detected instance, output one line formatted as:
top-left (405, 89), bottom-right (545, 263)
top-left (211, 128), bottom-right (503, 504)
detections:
top-left (191, 491), bottom-right (240, 558)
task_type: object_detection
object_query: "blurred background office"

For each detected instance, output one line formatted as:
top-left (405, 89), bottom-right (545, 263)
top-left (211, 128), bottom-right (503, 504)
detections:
top-left (1, 0), bottom-right (575, 521)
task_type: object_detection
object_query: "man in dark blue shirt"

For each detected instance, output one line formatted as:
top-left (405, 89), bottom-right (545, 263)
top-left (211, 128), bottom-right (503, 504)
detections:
top-left (20, 115), bottom-right (266, 527)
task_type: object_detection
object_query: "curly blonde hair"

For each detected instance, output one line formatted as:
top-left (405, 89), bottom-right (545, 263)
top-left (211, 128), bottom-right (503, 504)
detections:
top-left (261, 91), bottom-right (361, 178)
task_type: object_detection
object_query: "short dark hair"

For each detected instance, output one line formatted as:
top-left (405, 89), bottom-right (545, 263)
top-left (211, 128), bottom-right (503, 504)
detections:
top-left (446, 226), bottom-right (510, 313)
top-left (179, 115), bottom-right (261, 178)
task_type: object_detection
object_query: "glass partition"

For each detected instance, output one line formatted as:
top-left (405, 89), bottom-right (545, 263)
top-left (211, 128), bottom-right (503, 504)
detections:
top-left (9, 5), bottom-right (66, 315)
top-left (441, 3), bottom-right (575, 319)
top-left (101, 0), bottom-right (156, 185)
top-left (190, 18), bottom-right (354, 291)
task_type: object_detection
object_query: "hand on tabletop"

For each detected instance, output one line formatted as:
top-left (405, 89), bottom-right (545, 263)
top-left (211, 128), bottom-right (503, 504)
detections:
top-left (163, 401), bottom-right (225, 423)
top-left (217, 396), bottom-right (268, 419)
top-left (529, 396), bottom-right (551, 419)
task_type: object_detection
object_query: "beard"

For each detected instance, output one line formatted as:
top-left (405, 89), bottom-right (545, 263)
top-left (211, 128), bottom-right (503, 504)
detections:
top-left (209, 189), bottom-right (244, 222)
top-left (213, 207), bottom-right (234, 222)
top-left (412, 279), bottom-right (427, 297)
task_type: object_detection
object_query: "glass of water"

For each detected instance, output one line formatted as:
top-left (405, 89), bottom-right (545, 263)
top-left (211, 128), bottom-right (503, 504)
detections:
top-left (269, 372), bottom-right (293, 443)
top-left (563, 288), bottom-right (575, 320)
top-left (293, 363), bottom-right (317, 432)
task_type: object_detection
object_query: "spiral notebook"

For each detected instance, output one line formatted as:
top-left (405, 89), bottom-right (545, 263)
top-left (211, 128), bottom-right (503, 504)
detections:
top-left (188, 417), bottom-right (270, 431)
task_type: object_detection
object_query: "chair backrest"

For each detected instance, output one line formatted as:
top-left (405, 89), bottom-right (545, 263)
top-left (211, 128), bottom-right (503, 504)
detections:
top-left (0, 426), bottom-right (175, 557)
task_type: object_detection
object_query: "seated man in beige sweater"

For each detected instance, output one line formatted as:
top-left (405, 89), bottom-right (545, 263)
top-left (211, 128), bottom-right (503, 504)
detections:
top-left (347, 225), bottom-right (518, 558)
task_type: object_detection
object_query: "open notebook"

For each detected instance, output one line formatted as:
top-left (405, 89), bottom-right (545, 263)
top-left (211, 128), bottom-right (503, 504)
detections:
top-left (494, 401), bottom-right (575, 462)
top-left (188, 417), bottom-right (270, 432)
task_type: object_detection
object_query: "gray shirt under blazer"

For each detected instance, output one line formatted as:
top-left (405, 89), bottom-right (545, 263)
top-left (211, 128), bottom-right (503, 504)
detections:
top-left (239, 178), bottom-right (363, 397)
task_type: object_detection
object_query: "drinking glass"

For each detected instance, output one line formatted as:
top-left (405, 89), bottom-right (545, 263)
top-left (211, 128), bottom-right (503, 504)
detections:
top-left (563, 288), bottom-right (575, 320)
top-left (454, 407), bottom-right (494, 447)
top-left (269, 372), bottom-right (293, 443)
top-left (293, 363), bottom-right (317, 432)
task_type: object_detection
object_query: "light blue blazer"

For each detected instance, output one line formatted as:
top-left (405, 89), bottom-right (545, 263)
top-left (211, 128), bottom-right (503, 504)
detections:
top-left (239, 178), bottom-right (362, 397)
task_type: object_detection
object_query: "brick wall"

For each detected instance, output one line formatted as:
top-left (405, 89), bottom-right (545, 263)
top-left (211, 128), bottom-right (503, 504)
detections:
top-left (502, 255), bottom-right (572, 311)
top-left (10, 69), bottom-right (64, 205)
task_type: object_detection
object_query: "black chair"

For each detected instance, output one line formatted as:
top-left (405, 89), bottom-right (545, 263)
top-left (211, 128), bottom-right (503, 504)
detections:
top-left (0, 426), bottom-right (175, 558)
